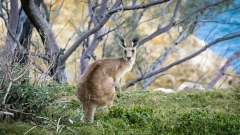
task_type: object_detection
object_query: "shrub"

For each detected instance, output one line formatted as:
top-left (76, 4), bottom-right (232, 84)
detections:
top-left (1, 82), bottom-right (74, 122)
top-left (173, 110), bottom-right (240, 134)
top-left (99, 106), bottom-right (155, 134)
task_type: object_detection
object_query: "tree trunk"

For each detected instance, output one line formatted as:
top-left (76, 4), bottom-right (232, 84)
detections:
top-left (4, 0), bottom-right (19, 52)
top-left (21, 0), bottom-right (60, 55)
top-left (13, 8), bottom-right (32, 65)
top-left (19, 16), bottom-right (33, 64)
top-left (21, 0), bottom-right (67, 82)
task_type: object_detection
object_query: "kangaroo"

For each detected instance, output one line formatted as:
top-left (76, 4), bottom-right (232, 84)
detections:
top-left (77, 36), bottom-right (139, 123)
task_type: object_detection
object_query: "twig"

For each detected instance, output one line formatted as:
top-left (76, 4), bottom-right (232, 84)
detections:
top-left (218, 66), bottom-right (238, 88)
top-left (26, 51), bottom-right (50, 61)
top-left (223, 73), bottom-right (240, 78)
top-left (41, 1), bottom-right (50, 22)
top-left (32, 62), bottom-right (44, 73)
top-left (56, 116), bottom-right (63, 133)
top-left (160, 0), bottom-right (173, 27)
top-left (0, 111), bottom-right (14, 116)
top-left (0, 2), bottom-right (9, 26)
top-left (51, 0), bottom-right (65, 27)
top-left (2, 81), bottom-right (12, 105)
top-left (24, 126), bottom-right (37, 135)
top-left (55, 20), bottom-right (69, 38)
top-left (98, 18), bottom-right (129, 39)
top-left (50, 0), bottom-right (59, 7)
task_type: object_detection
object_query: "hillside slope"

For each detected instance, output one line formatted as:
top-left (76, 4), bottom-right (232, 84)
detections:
top-left (0, 85), bottom-right (240, 134)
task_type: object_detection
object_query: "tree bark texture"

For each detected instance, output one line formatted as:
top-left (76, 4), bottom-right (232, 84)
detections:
top-left (6, 0), bottom-right (19, 51)
top-left (21, 0), bottom-right (67, 82)
top-left (21, 0), bottom-right (60, 55)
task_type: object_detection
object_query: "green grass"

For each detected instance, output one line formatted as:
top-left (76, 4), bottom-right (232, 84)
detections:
top-left (0, 123), bottom-right (56, 135)
top-left (1, 85), bottom-right (240, 135)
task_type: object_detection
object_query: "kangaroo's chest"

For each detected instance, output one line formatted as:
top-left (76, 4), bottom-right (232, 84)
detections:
top-left (117, 60), bottom-right (134, 78)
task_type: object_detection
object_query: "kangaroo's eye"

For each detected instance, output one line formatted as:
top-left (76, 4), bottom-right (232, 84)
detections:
top-left (132, 50), bottom-right (134, 53)
top-left (124, 50), bottom-right (127, 54)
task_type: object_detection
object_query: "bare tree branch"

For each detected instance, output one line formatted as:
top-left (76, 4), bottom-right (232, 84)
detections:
top-left (26, 52), bottom-right (50, 61)
top-left (4, 0), bottom-right (19, 52)
top-left (61, 0), bottom-right (170, 63)
top-left (41, 0), bottom-right (50, 22)
top-left (142, 0), bottom-right (182, 88)
top-left (51, 0), bottom-right (65, 27)
top-left (9, 0), bottom-right (18, 35)
top-left (0, 3), bottom-right (9, 26)
top-left (80, 0), bottom-right (108, 74)
top-left (138, 0), bottom-right (228, 47)
top-left (218, 64), bottom-right (240, 88)
top-left (33, 62), bottom-right (44, 73)
top-left (161, 0), bottom-right (173, 26)
top-left (2, 60), bottom-right (32, 105)
top-left (99, 19), bottom-right (127, 39)
top-left (101, 33), bottom-right (109, 58)
top-left (123, 31), bottom-right (240, 88)
top-left (208, 51), bottom-right (240, 89)
top-left (2, 81), bottom-right (12, 105)
top-left (55, 20), bottom-right (69, 38)
top-left (0, 111), bottom-right (14, 116)
top-left (143, 23), bottom-right (191, 89)
top-left (137, 7), bottom-right (147, 23)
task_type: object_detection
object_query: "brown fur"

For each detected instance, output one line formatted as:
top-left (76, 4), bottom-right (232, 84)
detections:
top-left (77, 37), bottom-right (139, 123)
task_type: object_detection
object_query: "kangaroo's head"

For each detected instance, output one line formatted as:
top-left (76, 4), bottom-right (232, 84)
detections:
top-left (118, 36), bottom-right (139, 61)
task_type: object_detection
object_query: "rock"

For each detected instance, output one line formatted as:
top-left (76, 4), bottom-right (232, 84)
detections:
top-left (178, 82), bottom-right (205, 91)
top-left (153, 88), bottom-right (176, 93)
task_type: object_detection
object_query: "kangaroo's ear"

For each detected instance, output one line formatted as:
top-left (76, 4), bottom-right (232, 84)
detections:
top-left (132, 37), bottom-right (139, 47)
top-left (118, 36), bottom-right (126, 48)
